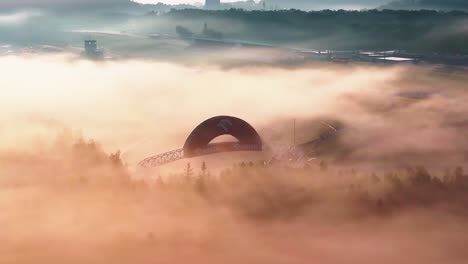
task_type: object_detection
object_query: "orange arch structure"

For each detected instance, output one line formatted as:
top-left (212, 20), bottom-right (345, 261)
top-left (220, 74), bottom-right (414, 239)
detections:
top-left (139, 116), bottom-right (263, 168)
top-left (183, 116), bottom-right (263, 158)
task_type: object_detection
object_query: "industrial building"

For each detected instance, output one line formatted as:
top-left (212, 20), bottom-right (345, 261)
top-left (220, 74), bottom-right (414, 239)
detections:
top-left (83, 40), bottom-right (104, 59)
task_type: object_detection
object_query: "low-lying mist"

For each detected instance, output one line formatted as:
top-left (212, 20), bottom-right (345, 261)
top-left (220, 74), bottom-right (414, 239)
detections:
top-left (0, 54), bottom-right (397, 159)
top-left (1, 54), bottom-right (468, 264)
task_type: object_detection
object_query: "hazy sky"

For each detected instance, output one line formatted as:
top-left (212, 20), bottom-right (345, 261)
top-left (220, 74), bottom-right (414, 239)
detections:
top-left (134, 0), bottom-right (225, 4)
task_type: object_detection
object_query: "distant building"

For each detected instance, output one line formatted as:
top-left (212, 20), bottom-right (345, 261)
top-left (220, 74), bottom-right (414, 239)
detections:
top-left (84, 40), bottom-right (97, 54)
top-left (205, 0), bottom-right (221, 9)
top-left (83, 40), bottom-right (103, 59)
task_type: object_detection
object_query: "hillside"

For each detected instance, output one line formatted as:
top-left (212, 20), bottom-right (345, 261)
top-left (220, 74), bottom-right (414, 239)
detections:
top-left (381, 0), bottom-right (468, 11)
top-left (162, 9), bottom-right (468, 53)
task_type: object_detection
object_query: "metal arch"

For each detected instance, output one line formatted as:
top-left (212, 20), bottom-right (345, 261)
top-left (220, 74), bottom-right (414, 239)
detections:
top-left (137, 120), bottom-right (342, 169)
top-left (138, 116), bottom-right (264, 169)
top-left (183, 116), bottom-right (262, 158)
top-left (138, 149), bottom-right (185, 168)
top-left (138, 142), bottom-right (261, 169)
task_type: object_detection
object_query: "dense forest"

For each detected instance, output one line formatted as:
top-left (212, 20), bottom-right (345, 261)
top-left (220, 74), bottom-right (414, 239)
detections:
top-left (3, 136), bottom-right (468, 219)
top-left (164, 9), bottom-right (468, 53)
top-left (382, 0), bottom-right (468, 11)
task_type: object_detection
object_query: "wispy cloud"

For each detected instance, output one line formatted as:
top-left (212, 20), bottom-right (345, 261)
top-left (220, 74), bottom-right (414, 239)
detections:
top-left (0, 11), bottom-right (41, 24)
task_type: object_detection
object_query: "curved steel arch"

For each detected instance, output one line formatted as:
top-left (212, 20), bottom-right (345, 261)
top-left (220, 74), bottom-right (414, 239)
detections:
top-left (183, 116), bottom-right (263, 158)
top-left (138, 116), bottom-right (263, 168)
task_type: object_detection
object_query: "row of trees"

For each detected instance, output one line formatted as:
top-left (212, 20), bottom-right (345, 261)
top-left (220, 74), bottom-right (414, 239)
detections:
top-left (175, 24), bottom-right (224, 39)
top-left (5, 136), bottom-right (467, 220)
top-left (164, 9), bottom-right (468, 53)
top-left (155, 161), bottom-right (468, 218)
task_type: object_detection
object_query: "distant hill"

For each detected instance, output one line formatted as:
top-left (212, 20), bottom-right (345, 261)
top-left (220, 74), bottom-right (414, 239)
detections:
top-left (258, 0), bottom-right (389, 10)
top-left (0, 0), bottom-right (391, 13)
top-left (165, 9), bottom-right (468, 54)
top-left (381, 0), bottom-right (468, 11)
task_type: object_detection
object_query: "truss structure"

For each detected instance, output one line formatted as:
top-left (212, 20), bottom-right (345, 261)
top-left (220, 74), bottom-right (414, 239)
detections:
top-left (138, 149), bottom-right (185, 168)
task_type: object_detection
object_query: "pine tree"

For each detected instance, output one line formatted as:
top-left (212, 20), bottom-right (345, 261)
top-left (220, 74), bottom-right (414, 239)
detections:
top-left (185, 163), bottom-right (194, 178)
top-left (201, 161), bottom-right (207, 177)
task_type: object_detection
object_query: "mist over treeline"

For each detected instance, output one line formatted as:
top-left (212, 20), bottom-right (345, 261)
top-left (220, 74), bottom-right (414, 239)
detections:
top-left (2, 8), bottom-right (468, 55)
top-left (0, 0), bottom-right (392, 12)
top-left (1, 51), bottom-right (468, 263)
top-left (2, 129), bottom-right (468, 263)
top-left (164, 9), bottom-right (468, 53)
top-left (1, 0), bottom-right (468, 262)
top-left (3, 0), bottom-right (468, 12)
top-left (383, 0), bottom-right (468, 11)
